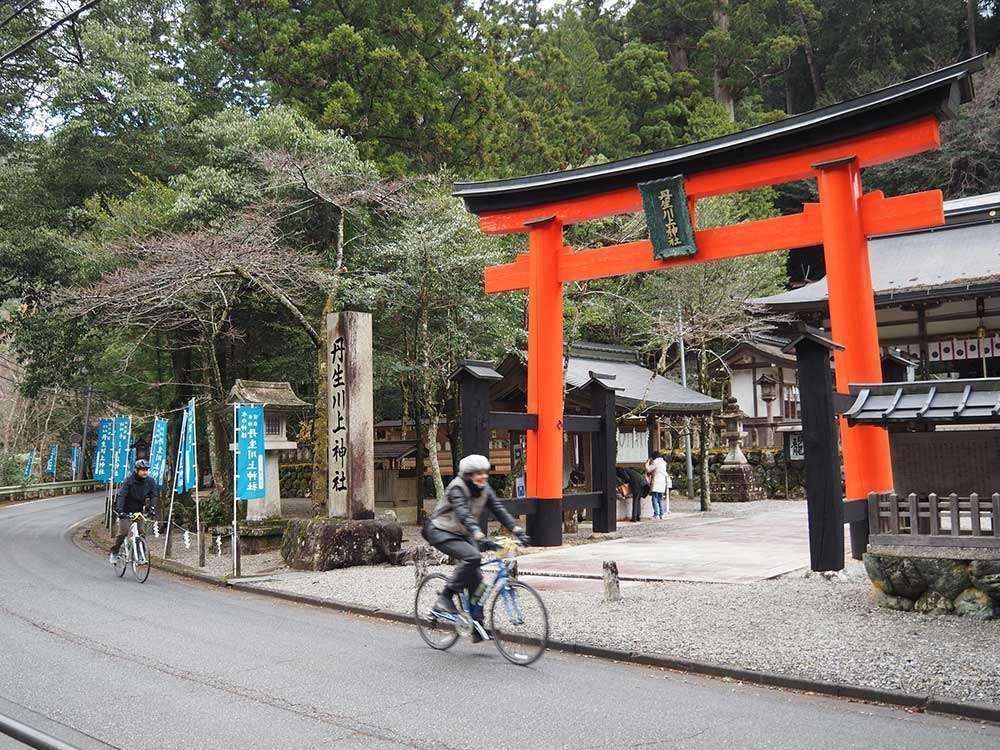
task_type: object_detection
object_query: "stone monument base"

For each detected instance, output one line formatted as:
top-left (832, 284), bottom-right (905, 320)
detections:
top-left (715, 464), bottom-right (765, 502)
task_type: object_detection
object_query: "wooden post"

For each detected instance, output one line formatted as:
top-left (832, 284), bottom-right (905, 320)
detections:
top-left (790, 331), bottom-right (845, 571)
top-left (198, 522), bottom-right (206, 568)
top-left (413, 545), bottom-right (428, 587)
top-left (589, 376), bottom-right (617, 534)
top-left (450, 360), bottom-right (501, 532)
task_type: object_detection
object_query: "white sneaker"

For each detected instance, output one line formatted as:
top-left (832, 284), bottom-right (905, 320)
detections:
top-left (109, 552), bottom-right (118, 564)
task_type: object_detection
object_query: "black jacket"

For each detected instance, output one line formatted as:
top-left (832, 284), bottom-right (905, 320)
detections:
top-left (115, 473), bottom-right (159, 516)
top-left (616, 467), bottom-right (649, 500)
top-left (429, 476), bottom-right (518, 540)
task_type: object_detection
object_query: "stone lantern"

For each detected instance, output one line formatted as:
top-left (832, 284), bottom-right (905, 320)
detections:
top-left (755, 372), bottom-right (779, 446)
top-left (715, 396), bottom-right (764, 502)
top-left (227, 380), bottom-right (308, 520)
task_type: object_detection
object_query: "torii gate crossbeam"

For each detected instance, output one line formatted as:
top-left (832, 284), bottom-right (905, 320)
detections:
top-left (455, 57), bottom-right (985, 548)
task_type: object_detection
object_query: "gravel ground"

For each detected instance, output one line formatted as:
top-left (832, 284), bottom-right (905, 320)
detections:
top-left (244, 558), bottom-right (1000, 706)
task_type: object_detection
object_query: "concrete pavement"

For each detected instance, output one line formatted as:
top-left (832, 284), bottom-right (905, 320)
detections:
top-left (1, 493), bottom-right (998, 749)
top-left (519, 503), bottom-right (841, 583)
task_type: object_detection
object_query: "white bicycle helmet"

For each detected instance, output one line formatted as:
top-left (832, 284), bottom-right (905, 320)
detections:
top-left (458, 454), bottom-right (491, 476)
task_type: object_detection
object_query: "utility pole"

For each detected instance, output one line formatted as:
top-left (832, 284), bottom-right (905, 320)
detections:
top-left (80, 384), bottom-right (93, 478)
top-left (678, 305), bottom-right (695, 499)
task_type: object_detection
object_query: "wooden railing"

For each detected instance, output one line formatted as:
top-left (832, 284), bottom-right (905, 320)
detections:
top-left (869, 491), bottom-right (1000, 548)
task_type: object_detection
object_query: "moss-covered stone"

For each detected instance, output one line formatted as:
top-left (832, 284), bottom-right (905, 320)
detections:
top-left (913, 590), bottom-right (954, 615)
top-left (954, 587), bottom-right (997, 619)
top-left (281, 517), bottom-right (402, 571)
top-left (969, 560), bottom-right (1000, 599)
top-left (869, 590), bottom-right (914, 612)
top-left (912, 557), bottom-right (971, 601)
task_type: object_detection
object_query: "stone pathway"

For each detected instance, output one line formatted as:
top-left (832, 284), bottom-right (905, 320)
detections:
top-left (517, 502), bottom-right (848, 583)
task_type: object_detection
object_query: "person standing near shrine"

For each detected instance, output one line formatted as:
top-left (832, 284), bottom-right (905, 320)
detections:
top-left (645, 451), bottom-right (671, 518)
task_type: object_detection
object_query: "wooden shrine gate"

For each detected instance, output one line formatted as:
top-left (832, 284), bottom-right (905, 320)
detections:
top-left (453, 57), bottom-right (986, 560)
top-left (451, 361), bottom-right (618, 544)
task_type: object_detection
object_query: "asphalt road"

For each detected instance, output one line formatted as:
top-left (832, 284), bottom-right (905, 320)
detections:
top-left (1, 493), bottom-right (998, 750)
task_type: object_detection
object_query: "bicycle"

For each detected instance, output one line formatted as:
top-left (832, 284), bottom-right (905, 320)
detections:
top-left (112, 511), bottom-right (151, 583)
top-left (414, 537), bottom-right (549, 666)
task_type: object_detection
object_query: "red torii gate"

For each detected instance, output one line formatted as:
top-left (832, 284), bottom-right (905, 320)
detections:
top-left (454, 57), bottom-right (985, 547)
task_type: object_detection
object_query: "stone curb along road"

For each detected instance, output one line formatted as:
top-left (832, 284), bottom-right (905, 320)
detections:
top-left (82, 518), bottom-right (1000, 727)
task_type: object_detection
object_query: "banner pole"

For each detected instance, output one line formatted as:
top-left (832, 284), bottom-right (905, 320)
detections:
top-left (163, 408), bottom-right (187, 559)
top-left (108, 420), bottom-right (117, 532)
top-left (192, 399), bottom-right (202, 566)
top-left (233, 403), bottom-right (240, 578)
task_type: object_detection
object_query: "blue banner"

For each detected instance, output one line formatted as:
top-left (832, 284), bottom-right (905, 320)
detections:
top-left (93, 418), bottom-right (114, 482)
top-left (112, 415), bottom-right (132, 483)
top-left (70, 446), bottom-right (81, 478)
top-left (45, 444), bottom-right (58, 476)
top-left (236, 404), bottom-right (266, 500)
top-left (174, 399), bottom-right (197, 493)
top-left (23, 450), bottom-right (33, 479)
top-left (148, 417), bottom-right (169, 487)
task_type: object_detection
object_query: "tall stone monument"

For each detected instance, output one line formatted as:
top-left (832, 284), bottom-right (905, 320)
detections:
top-left (327, 311), bottom-right (375, 518)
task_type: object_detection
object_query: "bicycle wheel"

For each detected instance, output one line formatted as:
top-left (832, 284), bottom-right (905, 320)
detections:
top-left (414, 573), bottom-right (459, 651)
top-left (113, 545), bottom-right (127, 578)
top-left (490, 581), bottom-right (549, 666)
top-left (132, 537), bottom-right (150, 583)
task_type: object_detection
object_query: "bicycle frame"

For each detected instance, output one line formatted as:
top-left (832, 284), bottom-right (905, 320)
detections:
top-left (433, 555), bottom-right (516, 626)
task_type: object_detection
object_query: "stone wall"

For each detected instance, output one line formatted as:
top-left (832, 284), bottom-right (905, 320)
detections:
top-left (864, 549), bottom-right (1000, 619)
top-left (279, 462), bottom-right (311, 498)
top-left (661, 448), bottom-right (806, 499)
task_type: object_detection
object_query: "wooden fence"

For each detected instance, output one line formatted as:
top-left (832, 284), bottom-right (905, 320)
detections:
top-left (868, 491), bottom-right (1000, 548)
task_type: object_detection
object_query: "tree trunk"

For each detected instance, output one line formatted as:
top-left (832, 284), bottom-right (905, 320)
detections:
top-left (967, 0), bottom-right (978, 56)
top-left (797, 13), bottom-right (823, 101)
top-left (418, 304), bottom-right (445, 500)
top-left (712, 0), bottom-right (735, 121)
top-left (667, 40), bottom-right (689, 72)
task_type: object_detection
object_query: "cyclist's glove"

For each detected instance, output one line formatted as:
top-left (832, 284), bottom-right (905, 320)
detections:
top-left (478, 538), bottom-right (502, 552)
top-left (515, 531), bottom-right (531, 547)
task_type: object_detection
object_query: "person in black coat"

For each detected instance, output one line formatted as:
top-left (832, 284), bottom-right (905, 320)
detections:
top-left (109, 459), bottom-right (159, 563)
top-left (616, 466), bottom-right (649, 522)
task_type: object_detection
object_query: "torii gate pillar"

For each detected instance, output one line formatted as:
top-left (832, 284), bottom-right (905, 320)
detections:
top-left (816, 158), bottom-right (894, 513)
top-left (525, 217), bottom-right (566, 545)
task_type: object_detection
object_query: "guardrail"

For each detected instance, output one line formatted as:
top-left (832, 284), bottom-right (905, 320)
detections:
top-left (0, 480), bottom-right (101, 502)
top-left (0, 711), bottom-right (82, 750)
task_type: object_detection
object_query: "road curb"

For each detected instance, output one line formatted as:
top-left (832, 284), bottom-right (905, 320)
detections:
top-left (81, 521), bottom-right (1000, 725)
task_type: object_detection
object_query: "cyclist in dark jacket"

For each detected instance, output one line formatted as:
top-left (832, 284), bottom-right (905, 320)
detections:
top-left (110, 459), bottom-right (159, 564)
top-left (423, 454), bottom-right (529, 623)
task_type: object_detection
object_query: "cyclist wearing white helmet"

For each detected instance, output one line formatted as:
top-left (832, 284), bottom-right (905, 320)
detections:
top-left (423, 454), bottom-right (529, 624)
top-left (109, 459), bottom-right (159, 565)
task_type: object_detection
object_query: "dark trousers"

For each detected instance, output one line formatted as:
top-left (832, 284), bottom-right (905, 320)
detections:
top-left (111, 516), bottom-right (144, 554)
top-left (631, 494), bottom-right (642, 522)
top-left (423, 524), bottom-right (482, 596)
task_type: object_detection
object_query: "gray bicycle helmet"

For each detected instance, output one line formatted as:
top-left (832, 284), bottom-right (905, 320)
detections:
top-left (458, 454), bottom-right (490, 476)
top-left (135, 459), bottom-right (150, 469)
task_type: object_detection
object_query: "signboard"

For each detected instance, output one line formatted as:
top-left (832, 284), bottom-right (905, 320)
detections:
top-left (93, 418), bottom-right (114, 482)
top-left (23, 449), bottom-right (33, 479)
top-left (784, 430), bottom-right (806, 462)
top-left (174, 399), bottom-right (197, 493)
top-left (45, 444), bottom-right (58, 476)
top-left (112, 415), bottom-right (132, 483)
top-left (70, 446), bottom-right (81, 479)
top-left (148, 417), bottom-right (169, 487)
top-left (235, 404), bottom-right (266, 500)
top-left (638, 175), bottom-right (697, 260)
